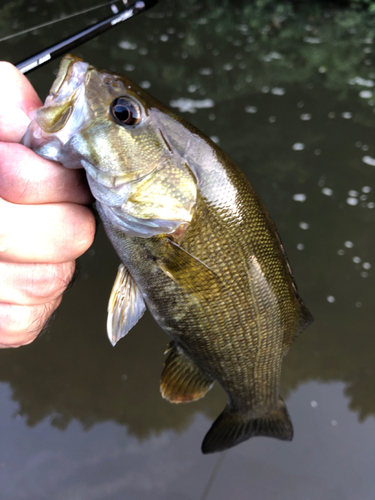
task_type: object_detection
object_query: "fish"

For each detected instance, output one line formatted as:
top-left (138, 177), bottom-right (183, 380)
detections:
top-left (22, 54), bottom-right (313, 454)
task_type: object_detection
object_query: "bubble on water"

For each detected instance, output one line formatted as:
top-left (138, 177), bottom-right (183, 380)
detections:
top-left (360, 90), bottom-right (373, 98)
top-left (118, 40), bottom-right (137, 50)
top-left (297, 101), bottom-right (304, 108)
top-left (269, 116), bottom-right (276, 123)
top-left (362, 145), bottom-right (369, 151)
top-left (360, 194), bottom-right (368, 201)
top-left (300, 113), bottom-right (312, 120)
top-left (160, 34), bottom-right (169, 42)
top-left (327, 296), bottom-right (335, 303)
top-left (299, 222), bottom-right (310, 230)
top-left (342, 112), bottom-right (352, 119)
top-left (304, 37), bottom-right (321, 44)
top-left (297, 243), bottom-right (305, 250)
top-left (271, 87), bottom-right (285, 95)
top-left (245, 75), bottom-right (253, 83)
top-left (314, 149), bottom-right (322, 155)
top-left (331, 420), bottom-right (338, 426)
top-left (348, 190), bottom-right (359, 197)
top-left (210, 136), bottom-right (220, 144)
top-left (356, 141), bottom-right (362, 147)
top-left (293, 143), bottom-right (305, 151)
top-left (318, 66), bottom-right (327, 74)
top-left (199, 68), bottom-right (212, 76)
top-left (293, 194), bottom-right (307, 202)
top-left (363, 262), bottom-right (371, 269)
top-left (169, 98), bottom-right (214, 113)
top-left (209, 113), bottom-right (216, 121)
top-left (349, 76), bottom-right (374, 87)
top-left (322, 187), bottom-right (333, 196)
top-left (362, 185), bottom-right (372, 193)
top-left (140, 81), bottom-right (151, 89)
top-left (361, 271), bottom-right (369, 278)
top-left (344, 241), bottom-right (354, 248)
top-left (346, 197), bottom-right (359, 206)
top-left (353, 256), bottom-right (361, 263)
top-left (338, 249), bottom-right (345, 255)
top-left (188, 84), bottom-right (198, 93)
top-left (223, 63), bottom-right (234, 71)
top-left (362, 156), bottom-right (375, 166)
top-left (328, 112), bottom-right (335, 118)
top-left (124, 64), bottom-right (135, 71)
top-left (263, 52), bottom-right (283, 62)
top-left (368, 202), bottom-right (375, 208)
top-left (310, 400), bottom-right (318, 407)
top-left (245, 106), bottom-right (258, 114)
top-left (262, 86), bottom-right (270, 93)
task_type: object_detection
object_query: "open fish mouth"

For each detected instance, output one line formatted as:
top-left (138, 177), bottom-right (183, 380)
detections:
top-left (21, 56), bottom-right (91, 168)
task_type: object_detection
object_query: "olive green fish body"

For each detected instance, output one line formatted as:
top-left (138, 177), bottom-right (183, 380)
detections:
top-left (22, 55), bottom-right (313, 453)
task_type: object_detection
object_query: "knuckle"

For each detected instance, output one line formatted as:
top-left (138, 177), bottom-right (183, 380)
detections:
top-left (72, 207), bottom-right (96, 257)
top-left (0, 300), bottom-right (60, 348)
top-left (28, 262), bottom-right (76, 300)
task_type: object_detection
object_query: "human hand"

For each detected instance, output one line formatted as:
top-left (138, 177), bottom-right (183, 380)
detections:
top-left (0, 62), bottom-right (96, 348)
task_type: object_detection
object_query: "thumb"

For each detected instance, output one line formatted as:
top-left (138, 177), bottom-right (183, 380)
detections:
top-left (0, 62), bottom-right (43, 143)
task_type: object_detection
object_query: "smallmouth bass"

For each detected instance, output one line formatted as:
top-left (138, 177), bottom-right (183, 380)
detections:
top-left (22, 55), bottom-right (313, 453)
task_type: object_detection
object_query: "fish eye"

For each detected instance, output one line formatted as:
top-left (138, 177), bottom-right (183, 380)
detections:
top-left (109, 97), bottom-right (141, 126)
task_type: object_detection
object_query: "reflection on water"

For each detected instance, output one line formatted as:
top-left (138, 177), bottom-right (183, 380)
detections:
top-left (1, 0), bottom-right (375, 496)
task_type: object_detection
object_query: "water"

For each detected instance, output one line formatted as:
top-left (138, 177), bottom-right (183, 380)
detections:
top-left (1, 1), bottom-right (375, 498)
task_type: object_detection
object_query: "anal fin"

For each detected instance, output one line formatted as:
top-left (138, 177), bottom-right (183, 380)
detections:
top-left (202, 397), bottom-right (293, 454)
top-left (107, 264), bottom-right (146, 346)
top-left (161, 343), bottom-right (214, 403)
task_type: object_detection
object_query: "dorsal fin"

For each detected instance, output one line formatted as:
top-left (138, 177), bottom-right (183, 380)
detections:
top-left (160, 342), bottom-right (214, 403)
top-left (294, 297), bottom-right (314, 339)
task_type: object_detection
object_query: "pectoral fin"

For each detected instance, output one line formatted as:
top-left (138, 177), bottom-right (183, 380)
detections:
top-left (107, 264), bottom-right (146, 346)
top-left (161, 342), bottom-right (214, 403)
top-left (156, 238), bottom-right (224, 299)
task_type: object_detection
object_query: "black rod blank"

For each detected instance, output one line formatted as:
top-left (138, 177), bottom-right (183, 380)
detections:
top-left (16, 0), bottom-right (157, 75)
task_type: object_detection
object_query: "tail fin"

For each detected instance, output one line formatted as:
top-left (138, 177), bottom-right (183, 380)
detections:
top-left (201, 397), bottom-right (293, 454)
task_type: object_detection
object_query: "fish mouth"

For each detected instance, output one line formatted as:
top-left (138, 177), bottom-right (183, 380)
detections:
top-left (21, 55), bottom-right (91, 166)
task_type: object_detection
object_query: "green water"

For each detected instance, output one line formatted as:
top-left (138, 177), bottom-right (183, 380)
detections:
top-left (1, 1), bottom-right (375, 498)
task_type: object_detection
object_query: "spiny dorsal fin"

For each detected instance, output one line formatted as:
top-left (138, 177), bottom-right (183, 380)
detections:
top-left (202, 397), bottom-right (293, 454)
top-left (107, 264), bottom-right (146, 346)
top-left (161, 343), bottom-right (214, 403)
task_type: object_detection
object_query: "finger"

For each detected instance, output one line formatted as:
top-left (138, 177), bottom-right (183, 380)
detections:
top-left (0, 298), bottom-right (61, 348)
top-left (0, 142), bottom-right (94, 205)
top-left (0, 261), bottom-right (76, 305)
top-left (0, 62), bottom-right (42, 143)
top-left (0, 197), bottom-right (96, 263)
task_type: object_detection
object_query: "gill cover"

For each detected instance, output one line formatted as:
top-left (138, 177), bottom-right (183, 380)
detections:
top-left (22, 55), bottom-right (198, 238)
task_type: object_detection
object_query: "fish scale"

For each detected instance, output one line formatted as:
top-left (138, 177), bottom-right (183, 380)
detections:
top-left (22, 54), bottom-right (313, 453)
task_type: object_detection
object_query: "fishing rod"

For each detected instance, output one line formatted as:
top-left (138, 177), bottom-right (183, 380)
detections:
top-left (16, 0), bottom-right (158, 75)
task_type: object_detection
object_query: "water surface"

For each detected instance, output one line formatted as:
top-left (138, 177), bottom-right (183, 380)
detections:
top-left (1, 1), bottom-right (375, 498)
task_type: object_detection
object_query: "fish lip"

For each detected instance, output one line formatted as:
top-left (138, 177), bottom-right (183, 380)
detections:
top-left (21, 120), bottom-right (64, 162)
